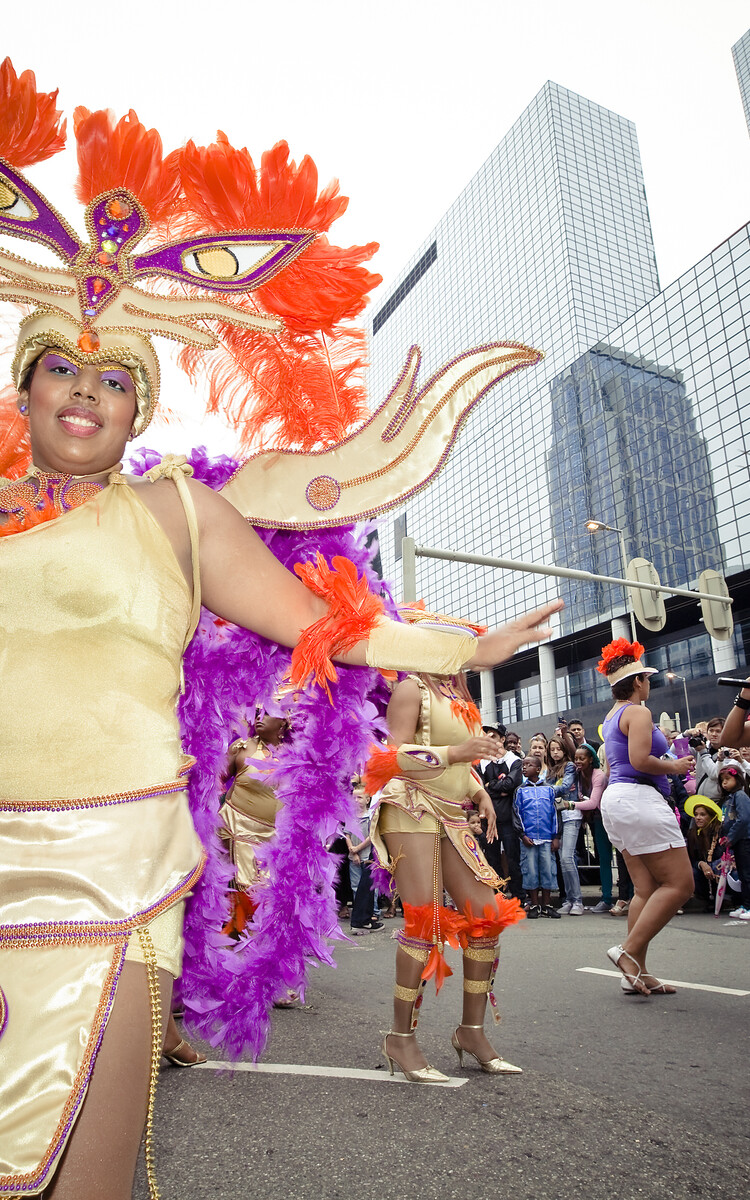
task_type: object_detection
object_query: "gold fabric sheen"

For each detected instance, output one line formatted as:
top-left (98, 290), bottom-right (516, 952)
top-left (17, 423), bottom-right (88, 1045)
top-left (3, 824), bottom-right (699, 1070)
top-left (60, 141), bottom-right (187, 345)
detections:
top-left (366, 617), bottom-right (476, 677)
top-left (370, 677), bottom-right (499, 889)
top-left (0, 466), bottom-right (204, 1192)
top-left (219, 738), bottom-right (281, 889)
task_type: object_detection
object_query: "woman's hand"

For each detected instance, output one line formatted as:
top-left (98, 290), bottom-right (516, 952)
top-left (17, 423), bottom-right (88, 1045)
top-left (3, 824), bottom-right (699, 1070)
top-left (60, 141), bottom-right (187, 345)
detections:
top-left (673, 755), bottom-right (695, 775)
top-left (476, 791), bottom-right (497, 843)
top-left (700, 861), bottom-right (713, 878)
top-left (468, 599), bottom-right (563, 669)
top-left (448, 735), bottom-right (499, 764)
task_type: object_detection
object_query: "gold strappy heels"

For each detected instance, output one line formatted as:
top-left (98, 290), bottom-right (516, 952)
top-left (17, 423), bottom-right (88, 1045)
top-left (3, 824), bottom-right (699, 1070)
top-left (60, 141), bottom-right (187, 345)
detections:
top-left (382, 1032), bottom-right (450, 1083)
top-left (451, 1025), bottom-right (522, 1075)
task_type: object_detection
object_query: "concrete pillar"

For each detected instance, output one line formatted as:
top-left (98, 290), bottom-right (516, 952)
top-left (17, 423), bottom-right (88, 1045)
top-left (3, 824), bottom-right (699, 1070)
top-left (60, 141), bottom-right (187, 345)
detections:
top-left (611, 617), bottom-right (631, 641)
top-left (479, 669), bottom-right (498, 726)
top-left (712, 636), bottom-right (737, 675)
top-left (539, 643), bottom-right (557, 717)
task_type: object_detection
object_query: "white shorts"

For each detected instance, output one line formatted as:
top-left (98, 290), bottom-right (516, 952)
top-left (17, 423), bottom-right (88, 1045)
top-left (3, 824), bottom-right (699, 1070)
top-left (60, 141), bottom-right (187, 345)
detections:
top-left (600, 782), bottom-right (685, 856)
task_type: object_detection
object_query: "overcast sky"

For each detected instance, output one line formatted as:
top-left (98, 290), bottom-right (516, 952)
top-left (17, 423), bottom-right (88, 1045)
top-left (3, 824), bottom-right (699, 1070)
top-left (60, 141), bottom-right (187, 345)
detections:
top-left (2, 0), bottom-right (749, 452)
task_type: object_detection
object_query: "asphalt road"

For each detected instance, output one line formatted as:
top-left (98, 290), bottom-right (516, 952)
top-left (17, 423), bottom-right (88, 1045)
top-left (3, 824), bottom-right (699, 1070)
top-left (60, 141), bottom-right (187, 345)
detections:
top-left (136, 907), bottom-right (749, 1200)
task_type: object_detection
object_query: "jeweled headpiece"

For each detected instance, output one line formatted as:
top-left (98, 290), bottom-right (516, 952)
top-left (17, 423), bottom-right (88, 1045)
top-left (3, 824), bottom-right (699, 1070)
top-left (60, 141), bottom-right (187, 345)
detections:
top-left (0, 58), bottom-right (545, 526)
top-left (0, 59), bottom-right (379, 436)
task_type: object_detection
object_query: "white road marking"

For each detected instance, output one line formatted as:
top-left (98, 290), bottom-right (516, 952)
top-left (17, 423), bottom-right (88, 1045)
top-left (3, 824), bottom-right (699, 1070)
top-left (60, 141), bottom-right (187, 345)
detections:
top-left (192, 1061), bottom-right (468, 1087)
top-left (577, 967), bottom-right (750, 996)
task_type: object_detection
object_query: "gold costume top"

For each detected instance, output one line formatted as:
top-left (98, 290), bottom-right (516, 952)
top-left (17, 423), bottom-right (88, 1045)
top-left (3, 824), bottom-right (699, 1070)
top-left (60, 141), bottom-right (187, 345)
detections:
top-left (370, 675), bottom-right (499, 889)
top-left (0, 466), bottom-right (204, 1194)
top-left (219, 737), bottom-right (282, 889)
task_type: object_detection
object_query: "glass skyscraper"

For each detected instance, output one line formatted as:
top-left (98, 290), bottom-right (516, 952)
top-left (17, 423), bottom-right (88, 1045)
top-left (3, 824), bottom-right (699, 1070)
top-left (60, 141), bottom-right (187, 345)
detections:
top-left (367, 77), bottom-right (750, 728)
top-left (733, 28), bottom-right (750, 137)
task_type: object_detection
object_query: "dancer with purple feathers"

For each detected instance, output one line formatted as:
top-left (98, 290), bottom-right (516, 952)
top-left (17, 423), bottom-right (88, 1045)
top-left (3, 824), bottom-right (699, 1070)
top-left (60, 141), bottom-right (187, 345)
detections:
top-left (0, 59), bottom-right (560, 1200)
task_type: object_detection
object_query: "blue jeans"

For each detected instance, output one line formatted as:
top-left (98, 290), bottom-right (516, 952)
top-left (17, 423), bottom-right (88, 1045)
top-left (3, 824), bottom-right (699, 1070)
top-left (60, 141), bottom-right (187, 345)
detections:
top-left (521, 841), bottom-right (554, 891)
top-left (559, 819), bottom-right (583, 903)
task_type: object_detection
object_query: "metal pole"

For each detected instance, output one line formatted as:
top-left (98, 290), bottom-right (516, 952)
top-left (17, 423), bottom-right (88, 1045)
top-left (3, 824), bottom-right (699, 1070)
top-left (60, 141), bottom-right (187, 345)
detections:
top-left (401, 536), bottom-right (417, 603)
top-left (682, 677), bottom-right (692, 729)
top-left (412, 544), bottom-right (733, 610)
top-left (617, 529), bottom-right (637, 641)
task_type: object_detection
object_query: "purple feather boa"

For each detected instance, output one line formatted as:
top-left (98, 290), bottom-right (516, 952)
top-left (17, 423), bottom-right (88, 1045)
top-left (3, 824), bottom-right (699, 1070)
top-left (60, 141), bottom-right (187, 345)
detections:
top-left (129, 447), bottom-right (392, 1059)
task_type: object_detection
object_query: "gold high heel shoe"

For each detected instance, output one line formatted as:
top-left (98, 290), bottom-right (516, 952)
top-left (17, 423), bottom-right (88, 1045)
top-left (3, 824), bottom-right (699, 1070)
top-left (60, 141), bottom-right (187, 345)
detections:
top-left (451, 1025), bottom-right (522, 1075)
top-left (382, 1032), bottom-right (450, 1083)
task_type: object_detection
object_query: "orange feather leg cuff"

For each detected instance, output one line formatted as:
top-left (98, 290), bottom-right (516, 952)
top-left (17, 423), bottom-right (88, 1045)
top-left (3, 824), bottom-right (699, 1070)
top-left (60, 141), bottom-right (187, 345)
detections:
top-left (290, 554), bottom-right (384, 700)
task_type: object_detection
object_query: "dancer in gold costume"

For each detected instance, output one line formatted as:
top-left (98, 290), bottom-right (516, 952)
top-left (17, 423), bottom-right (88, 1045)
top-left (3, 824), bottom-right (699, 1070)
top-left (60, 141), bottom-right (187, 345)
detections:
top-left (0, 61), bottom-right (558, 1200)
top-left (367, 607), bottom-right (527, 1083)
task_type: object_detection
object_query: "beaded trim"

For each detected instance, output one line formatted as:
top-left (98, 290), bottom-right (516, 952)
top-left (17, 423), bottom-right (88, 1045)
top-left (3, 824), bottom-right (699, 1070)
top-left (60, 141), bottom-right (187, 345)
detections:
top-left (0, 855), bottom-right (205, 946)
top-left (463, 945), bottom-right (497, 962)
top-left (463, 978), bottom-right (491, 994)
top-left (138, 927), bottom-right (163, 1200)
top-left (394, 984), bottom-right (420, 1002)
top-left (0, 984), bottom-right (7, 1042)
top-left (395, 931), bottom-right (431, 963)
top-left (0, 766), bottom-right (192, 811)
top-left (0, 940), bottom-right (128, 1193)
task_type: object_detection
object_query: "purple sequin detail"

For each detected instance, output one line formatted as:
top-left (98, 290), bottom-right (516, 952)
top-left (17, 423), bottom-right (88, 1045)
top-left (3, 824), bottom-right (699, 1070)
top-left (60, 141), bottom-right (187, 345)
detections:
top-left (0, 158), bottom-right (81, 261)
top-left (132, 229), bottom-right (314, 292)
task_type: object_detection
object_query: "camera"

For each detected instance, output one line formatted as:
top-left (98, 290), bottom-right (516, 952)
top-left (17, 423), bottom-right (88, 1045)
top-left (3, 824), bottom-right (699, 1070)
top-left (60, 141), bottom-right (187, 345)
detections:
top-left (688, 734), bottom-right (706, 750)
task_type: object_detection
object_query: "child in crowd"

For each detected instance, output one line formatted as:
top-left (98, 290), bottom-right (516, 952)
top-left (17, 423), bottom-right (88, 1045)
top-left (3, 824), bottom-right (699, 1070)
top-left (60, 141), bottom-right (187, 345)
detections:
top-left (718, 765), bottom-right (750, 920)
top-left (513, 755), bottom-right (561, 920)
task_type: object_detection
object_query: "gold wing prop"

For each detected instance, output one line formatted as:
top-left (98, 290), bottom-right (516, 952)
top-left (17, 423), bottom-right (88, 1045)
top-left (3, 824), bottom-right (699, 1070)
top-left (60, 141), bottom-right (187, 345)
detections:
top-left (220, 341), bottom-right (542, 528)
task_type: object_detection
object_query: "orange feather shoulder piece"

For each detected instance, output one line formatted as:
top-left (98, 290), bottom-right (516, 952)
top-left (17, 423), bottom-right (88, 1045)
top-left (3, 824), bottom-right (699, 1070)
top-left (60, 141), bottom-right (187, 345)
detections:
top-left (0, 57), bottom-right (66, 167)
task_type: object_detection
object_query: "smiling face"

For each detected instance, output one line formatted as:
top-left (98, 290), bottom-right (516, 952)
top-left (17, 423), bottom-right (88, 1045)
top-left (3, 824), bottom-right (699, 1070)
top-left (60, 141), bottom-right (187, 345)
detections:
top-left (19, 351), bottom-right (138, 474)
top-left (574, 746), bottom-right (593, 772)
top-left (693, 805), bottom-right (711, 828)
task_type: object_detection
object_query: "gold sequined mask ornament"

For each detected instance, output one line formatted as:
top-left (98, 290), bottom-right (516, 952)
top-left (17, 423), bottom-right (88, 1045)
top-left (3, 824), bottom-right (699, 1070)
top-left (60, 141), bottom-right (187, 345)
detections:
top-left (0, 156), bottom-right (312, 436)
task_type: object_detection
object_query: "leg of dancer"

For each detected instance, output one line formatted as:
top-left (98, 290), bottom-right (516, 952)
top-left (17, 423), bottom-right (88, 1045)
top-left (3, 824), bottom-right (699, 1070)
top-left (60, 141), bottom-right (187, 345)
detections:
top-left (45, 962), bottom-right (172, 1200)
top-left (617, 847), bottom-right (693, 993)
top-left (381, 830), bottom-right (449, 1080)
top-left (441, 841), bottom-right (522, 1073)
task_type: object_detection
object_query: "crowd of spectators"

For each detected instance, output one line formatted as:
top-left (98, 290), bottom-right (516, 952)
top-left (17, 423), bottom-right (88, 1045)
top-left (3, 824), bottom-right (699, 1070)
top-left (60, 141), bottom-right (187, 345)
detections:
top-left (475, 713), bottom-right (750, 920)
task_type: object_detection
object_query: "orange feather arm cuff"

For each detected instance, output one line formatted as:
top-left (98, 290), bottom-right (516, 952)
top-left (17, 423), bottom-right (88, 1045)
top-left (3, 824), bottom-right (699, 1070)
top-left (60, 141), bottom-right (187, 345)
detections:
top-left (363, 744), bottom-right (400, 796)
top-left (290, 554), bottom-right (384, 700)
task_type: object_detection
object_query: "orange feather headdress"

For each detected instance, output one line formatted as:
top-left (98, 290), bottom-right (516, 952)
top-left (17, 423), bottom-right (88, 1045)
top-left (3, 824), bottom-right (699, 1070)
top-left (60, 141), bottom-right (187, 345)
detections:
top-left (0, 58), bottom-right (380, 443)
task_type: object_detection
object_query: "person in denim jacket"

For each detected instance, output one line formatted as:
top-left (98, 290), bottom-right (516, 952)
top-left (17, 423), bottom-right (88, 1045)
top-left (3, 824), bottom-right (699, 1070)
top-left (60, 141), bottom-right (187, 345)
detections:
top-left (513, 756), bottom-right (561, 919)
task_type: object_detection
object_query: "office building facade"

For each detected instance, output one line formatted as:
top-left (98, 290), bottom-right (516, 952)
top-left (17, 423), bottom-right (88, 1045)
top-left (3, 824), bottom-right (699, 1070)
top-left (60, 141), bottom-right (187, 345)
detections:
top-left (368, 75), bottom-right (750, 731)
top-left (734, 28), bottom-right (750, 137)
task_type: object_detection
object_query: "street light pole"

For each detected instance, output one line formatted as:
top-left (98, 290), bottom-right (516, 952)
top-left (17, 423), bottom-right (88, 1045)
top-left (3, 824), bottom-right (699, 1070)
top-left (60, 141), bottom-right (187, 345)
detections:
top-left (666, 671), bottom-right (692, 729)
top-left (585, 520), bottom-right (637, 641)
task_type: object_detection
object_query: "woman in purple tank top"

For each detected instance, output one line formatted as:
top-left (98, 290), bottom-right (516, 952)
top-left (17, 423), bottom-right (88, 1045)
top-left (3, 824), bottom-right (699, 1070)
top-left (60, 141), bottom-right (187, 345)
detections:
top-left (597, 639), bottom-right (695, 996)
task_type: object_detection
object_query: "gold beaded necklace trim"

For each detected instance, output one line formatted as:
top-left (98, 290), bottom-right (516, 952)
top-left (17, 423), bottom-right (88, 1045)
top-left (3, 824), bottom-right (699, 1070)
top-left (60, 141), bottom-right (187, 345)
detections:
top-left (0, 763), bottom-right (193, 810)
top-left (137, 926), bottom-right (163, 1200)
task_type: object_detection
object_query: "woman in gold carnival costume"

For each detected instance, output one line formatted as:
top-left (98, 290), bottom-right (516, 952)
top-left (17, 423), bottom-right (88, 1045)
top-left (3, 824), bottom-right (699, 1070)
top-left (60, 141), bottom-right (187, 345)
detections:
top-left (219, 705), bottom-right (289, 936)
top-left (0, 61), bottom-right (559, 1200)
top-left (365, 605), bottom-right (527, 1082)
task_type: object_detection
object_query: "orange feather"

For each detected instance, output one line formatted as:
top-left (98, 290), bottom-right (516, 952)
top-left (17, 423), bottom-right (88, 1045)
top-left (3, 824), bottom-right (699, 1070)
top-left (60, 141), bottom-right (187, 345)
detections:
top-left (178, 320), bottom-right (368, 451)
top-left (73, 107), bottom-right (180, 222)
top-left (597, 637), bottom-right (645, 675)
top-left (363, 745), bottom-right (400, 796)
top-left (0, 57), bottom-right (66, 167)
top-left (0, 388), bottom-right (31, 481)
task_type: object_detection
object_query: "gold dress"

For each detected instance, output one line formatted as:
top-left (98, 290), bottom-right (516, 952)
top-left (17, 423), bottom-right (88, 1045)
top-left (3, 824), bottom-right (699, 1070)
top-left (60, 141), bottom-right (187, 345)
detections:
top-left (0, 463), bottom-right (204, 1194)
top-left (219, 738), bottom-right (281, 890)
top-left (370, 676), bottom-right (499, 888)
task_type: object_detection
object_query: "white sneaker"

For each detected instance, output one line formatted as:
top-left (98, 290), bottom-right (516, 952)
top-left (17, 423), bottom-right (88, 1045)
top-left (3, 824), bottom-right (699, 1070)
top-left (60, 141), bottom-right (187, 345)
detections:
top-left (570, 901), bottom-right (584, 916)
top-left (738, 909), bottom-right (750, 921)
top-left (590, 900), bottom-right (610, 913)
top-left (559, 900), bottom-right (573, 915)
top-left (729, 907), bottom-right (748, 918)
